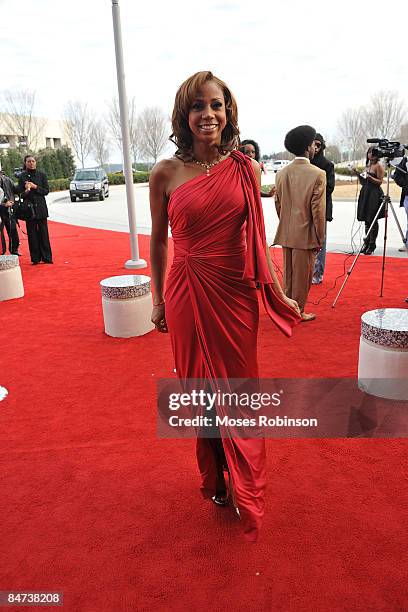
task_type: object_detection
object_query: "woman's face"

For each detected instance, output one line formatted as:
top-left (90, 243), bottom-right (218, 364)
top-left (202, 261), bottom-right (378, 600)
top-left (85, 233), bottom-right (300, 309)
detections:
top-left (243, 144), bottom-right (256, 159)
top-left (367, 149), bottom-right (378, 162)
top-left (188, 80), bottom-right (227, 146)
top-left (25, 156), bottom-right (36, 170)
top-left (314, 140), bottom-right (322, 155)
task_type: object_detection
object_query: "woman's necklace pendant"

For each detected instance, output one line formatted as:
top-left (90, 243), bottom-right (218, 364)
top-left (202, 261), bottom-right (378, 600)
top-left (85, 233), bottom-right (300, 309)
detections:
top-left (192, 155), bottom-right (222, 176)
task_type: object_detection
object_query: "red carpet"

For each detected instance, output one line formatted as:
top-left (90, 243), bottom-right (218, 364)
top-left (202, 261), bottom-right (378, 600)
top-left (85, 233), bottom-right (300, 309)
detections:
top-left (0, 222), bottom-right (407, 611)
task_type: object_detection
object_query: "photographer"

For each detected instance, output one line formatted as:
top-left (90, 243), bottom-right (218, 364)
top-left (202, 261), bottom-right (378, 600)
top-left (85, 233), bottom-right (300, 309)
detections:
top-left (393, 155), bottom-right (408, 252)
top-left (353, 146), bottom-right (385, 255)
top-left (18, 155), bottom-right (53, 265)
top-left (0, 170), bottom-right (20, 256)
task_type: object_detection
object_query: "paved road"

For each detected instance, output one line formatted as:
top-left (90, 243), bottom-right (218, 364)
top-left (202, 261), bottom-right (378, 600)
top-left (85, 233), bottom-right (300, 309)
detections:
top-left (48, 181), bottom-right (408, 257)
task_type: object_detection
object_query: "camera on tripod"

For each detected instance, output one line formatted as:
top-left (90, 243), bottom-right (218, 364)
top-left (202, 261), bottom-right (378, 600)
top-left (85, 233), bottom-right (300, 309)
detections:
top-left (367, 138), bottom-right (405, 160)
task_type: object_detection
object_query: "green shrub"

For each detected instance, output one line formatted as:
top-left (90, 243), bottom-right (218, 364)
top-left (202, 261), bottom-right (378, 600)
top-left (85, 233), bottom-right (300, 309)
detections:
top-left (133, 171), bottom-right (150, 183)
top-left (47, 171), bottom-right (150, 192)
top-left (107, 171), bottom-right (150, 185)
top-left (36, 146), bottom-right (76, 180)
top-left (0, 146), bottom-right (76, 181)
top-left (0, 149), bottom-right (23, 178)
top-left (49, 178), bottom-right (70, 191)
top-left (107, 173), bottom-right (125, 185)
top-left (335, 166), bottom-right (364, 176)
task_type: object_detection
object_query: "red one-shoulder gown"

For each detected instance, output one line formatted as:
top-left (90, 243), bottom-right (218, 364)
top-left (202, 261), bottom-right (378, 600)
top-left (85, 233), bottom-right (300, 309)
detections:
top-left (165, 151), bottom-right (300, 541)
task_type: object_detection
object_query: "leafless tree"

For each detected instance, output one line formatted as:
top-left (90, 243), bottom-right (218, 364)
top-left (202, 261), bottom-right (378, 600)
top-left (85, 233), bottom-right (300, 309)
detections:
top-left (0, 89), bottom-right (45, 151)
top-left (325, 144), bottom-right (342, 164)
top-left (363, 90), bottom-right (407, 140)
top-left (137, 106), bottom-right (169, 164)
top-left (398, 122), bottom-right (408, 144)
top-left (64, 100), bottom-right (95, 168)
top-left (337, 107), bottom-right (365, 161)
top-left (92, 121), bottom-right (110, 168)
top-left (107, 96), bottom-right (140, 164)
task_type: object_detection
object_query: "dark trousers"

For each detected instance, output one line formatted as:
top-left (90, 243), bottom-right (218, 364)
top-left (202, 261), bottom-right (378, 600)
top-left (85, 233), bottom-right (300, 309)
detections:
top-left (0, 214), bottom-right (20, 254)
top-left (26, 218), bottom-right (52, 263)
top-left (365, 221), bottom-right (379, 249)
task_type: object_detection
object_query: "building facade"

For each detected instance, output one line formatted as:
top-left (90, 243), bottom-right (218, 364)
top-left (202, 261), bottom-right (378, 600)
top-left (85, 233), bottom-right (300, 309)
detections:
top-left (0, 114), bottom-right (67, 151)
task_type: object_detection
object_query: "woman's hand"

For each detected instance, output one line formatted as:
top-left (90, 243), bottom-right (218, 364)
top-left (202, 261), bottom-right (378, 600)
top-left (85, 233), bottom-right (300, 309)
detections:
top-left (151, 303), bottom-right (168, 333)
top-left (269, 185), bottom-right (276, 197)
top-left (281, 295), bottom-right (301, 315)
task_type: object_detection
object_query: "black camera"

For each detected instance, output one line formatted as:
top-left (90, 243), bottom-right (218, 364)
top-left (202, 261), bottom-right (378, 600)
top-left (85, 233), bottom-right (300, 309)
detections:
top-left (367, 138), bottom-right (405, 160)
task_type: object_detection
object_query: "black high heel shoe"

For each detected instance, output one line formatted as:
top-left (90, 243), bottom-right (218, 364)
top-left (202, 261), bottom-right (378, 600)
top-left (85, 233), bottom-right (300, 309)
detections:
top-left (211, 469), bottom-right (229, 506)
top-left (212, 491), bottom-right (229, 506)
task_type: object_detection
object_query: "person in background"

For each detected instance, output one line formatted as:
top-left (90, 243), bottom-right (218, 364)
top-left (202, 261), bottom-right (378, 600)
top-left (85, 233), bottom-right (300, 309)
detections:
top-left (240, 139), bottom-right (275, 197)
top-left (354, 147), bottom-right (384, 255)
top-left (311, 133), bottom-right (335, 283)
top-left (0, 170), bottom-right (20, 256)
top-left (274, 125), bottom-right (326, 322)
top-left (18, 155), bottom-right (53, 265)
top-left (392, 155), bottom-right (408, 252)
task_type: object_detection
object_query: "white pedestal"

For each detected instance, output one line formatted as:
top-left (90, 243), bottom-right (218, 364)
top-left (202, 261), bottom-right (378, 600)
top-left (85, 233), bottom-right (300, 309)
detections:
top-left (358, 309), bottom-right (408, 401)
top-left (0, 261), bottom-right (24, 301)
top-left (358, 337), bottom-right (408, 400)
top-left (100, 274), bottom-right (155, 338)
top-left (102, 292), bottom-right (154, 337)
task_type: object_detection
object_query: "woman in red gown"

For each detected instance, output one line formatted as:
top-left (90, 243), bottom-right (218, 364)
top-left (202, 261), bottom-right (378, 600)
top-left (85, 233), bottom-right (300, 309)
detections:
top-left (150, 71), bottom-right (300, 542)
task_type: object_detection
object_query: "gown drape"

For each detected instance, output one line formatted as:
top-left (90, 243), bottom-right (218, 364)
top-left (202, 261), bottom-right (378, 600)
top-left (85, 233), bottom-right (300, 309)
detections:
top-left (165, 150), bottom-right (300, 541)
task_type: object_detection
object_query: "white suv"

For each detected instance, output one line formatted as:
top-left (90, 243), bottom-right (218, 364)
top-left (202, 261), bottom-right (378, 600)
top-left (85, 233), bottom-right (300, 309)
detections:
top-left (269, 160), bottom-right (291, 173)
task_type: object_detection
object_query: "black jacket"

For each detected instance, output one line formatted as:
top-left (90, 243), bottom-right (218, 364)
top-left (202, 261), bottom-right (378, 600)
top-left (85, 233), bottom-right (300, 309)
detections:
top-left (311, 153), bottom-right (335, 221)
top-left (393, 156), bottom-right (408, 207)
top-left (0, 174), bottom-right (18, 221)
top-left (18, 169), bottom-right (49, 220)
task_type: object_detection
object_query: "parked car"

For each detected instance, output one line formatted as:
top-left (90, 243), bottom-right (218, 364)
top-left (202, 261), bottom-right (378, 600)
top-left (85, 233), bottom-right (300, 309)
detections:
top-left (269, 160), bottom-right (292, 173)
top-left (69, 168), bottom-right (109, 202)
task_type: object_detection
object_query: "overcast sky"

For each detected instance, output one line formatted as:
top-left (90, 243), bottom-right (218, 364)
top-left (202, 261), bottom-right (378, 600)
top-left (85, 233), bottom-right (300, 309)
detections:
top-left (2, 0), bottom-right (408, 159)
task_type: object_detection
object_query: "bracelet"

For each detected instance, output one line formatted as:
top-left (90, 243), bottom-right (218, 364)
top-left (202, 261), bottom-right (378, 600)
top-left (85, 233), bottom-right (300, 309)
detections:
top-left (153, 300), bottom-right (165, 306)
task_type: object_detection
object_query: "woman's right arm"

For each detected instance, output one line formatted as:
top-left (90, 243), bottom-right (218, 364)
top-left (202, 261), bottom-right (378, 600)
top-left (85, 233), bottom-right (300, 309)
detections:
top-left (149, 162), bottom-right (170, 331)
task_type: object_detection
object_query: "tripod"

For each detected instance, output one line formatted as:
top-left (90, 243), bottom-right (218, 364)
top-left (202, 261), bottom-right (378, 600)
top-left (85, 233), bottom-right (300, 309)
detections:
top-left (332, 158), bottom-right (406, 307)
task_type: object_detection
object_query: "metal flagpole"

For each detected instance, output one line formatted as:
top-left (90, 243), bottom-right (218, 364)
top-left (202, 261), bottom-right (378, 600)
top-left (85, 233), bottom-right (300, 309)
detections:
top-left (111, 0), bottom-right (146, 269)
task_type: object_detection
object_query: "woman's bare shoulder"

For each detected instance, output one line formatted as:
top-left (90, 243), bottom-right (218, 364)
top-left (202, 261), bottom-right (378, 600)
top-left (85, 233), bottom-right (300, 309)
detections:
top-left (150, 156), bottom-right (182, 182)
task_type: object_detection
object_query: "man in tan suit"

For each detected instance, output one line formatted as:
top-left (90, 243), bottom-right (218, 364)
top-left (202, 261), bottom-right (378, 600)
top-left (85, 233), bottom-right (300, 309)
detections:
top-left (274, 125), bottom-right (326, 321)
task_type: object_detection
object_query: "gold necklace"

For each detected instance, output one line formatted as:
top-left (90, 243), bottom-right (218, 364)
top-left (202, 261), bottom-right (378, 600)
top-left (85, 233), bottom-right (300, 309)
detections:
top-left (191, 155), bottom-right (223, 176)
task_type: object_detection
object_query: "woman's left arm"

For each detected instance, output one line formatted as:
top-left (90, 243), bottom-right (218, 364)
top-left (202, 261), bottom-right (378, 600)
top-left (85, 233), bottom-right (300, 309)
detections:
top-left (251, 159), bottom-right (300, 314)
top-left (368, 164), bottom-right (385, 186)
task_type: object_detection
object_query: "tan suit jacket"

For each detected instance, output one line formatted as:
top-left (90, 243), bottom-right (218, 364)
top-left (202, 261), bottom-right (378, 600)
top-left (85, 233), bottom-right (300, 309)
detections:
top-left (274, 159), bottom-right (326, 249)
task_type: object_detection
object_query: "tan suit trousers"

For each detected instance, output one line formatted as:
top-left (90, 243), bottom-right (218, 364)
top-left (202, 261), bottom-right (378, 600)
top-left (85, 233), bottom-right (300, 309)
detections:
top-left (282, 247), bottom-right (317, 312)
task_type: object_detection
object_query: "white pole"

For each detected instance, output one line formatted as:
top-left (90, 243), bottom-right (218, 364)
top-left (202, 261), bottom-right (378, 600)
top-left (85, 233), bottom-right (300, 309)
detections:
top-left (111, 0), bottom-right (146, 269)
